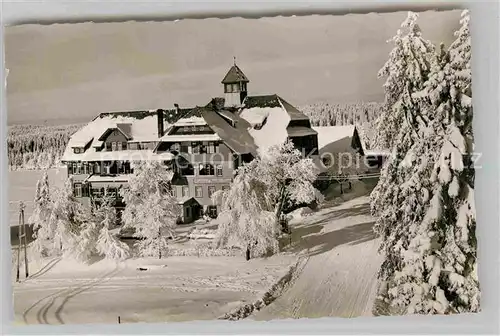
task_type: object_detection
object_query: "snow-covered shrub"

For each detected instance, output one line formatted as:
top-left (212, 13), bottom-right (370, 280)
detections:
top-left (188, 228), bottom-right (217, 240)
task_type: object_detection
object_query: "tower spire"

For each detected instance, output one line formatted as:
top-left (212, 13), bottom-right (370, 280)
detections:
top-left (233, 56), bottom-right (236, 65)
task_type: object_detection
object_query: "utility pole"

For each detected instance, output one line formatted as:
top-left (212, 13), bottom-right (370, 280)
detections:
top-left (22, 203), bottom-right (29, 278)
top-left (16, 201), bottom-right (28, 282)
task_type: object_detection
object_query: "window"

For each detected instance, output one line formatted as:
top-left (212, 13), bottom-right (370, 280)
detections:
top-left (121, 142), bottom-right (127, 151)
top-left (112, 142), bottom-right (118, 151)
top-left (225, 84), bottom-right (231, 93)
top-left (91, 188), bottom-right (102, 198)
top-left (83, 162), bottom-right (88, 174)
top-left (104, 162), bottom-right (112, 175)
top-left (222, 185), bottom-right (229, 192)
top-left (207, 142), bottom-right (215, 154)
top-left (94, 162), bottom-right (101, 174)
top-left (207, 205), bottom-right (218, 218)
top-left (106, 188), bottom-right (117, 198)
top-left (117, 161), bottom-right (125, 174)
top-left (231, 83), bottom-right (239, 92)
top-left (195, 186), bottom-right (203, 198)
top-left (89, 163), bottom-right (94, 175)
top-left (129, 143), bottom-right (138, 150)
top-left (191, 142), bottom-right (200, 154)
top-left (76, 163), bottom-right (82, 174)
top-left (68, 163), bottom-right (74, 175)
top-left (216, 164), bottom-right (223, 177)
top-left (72, 162), bottom-right (77, 174)
top-left (171, 187), bottom-right (176, 197)
top-left (199, 163), bottom-right (214, 176)
top-left (171, 143), bottom-right (180, 152)
top-left (180, 164), bottom-right (194, 176)
top-left (82, 184), bottom-right (89, 197)
top-left (182, 186), bottom-right (190, 198)
top-left (208, 186), bottom-right (216, 198)
top-left (73, 147), bottom-right (82, 154)
top-left (74, 183), bottom-right (82, 198)
top-left (180, 143), bottom-right (189, 153)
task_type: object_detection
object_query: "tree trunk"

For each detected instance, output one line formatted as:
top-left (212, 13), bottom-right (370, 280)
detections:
top-left (246, 245), bottom-right (251, 261)
top-left (340, 182), bottom-right (343, 194)
top-left (349, 181), bottom-right (352, 190)
top-left (274, 183), bottom-right (287, 226)
top-left (158, 228), bottom-right (162, 259)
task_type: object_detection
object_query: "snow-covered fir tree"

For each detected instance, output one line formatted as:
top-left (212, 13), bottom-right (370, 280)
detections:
top-left (369, 11), bottom-right (437, 311)
top-left (120, 161), bottom-right (180, 258)
top-left (258, 140), bottom-right (320, 222)
top-left (214, 159), bottom-right (278, 259)
top-left (50, 177), bottom-right (88, 257)
top-left (381, 10), bottom-right (478, 314)
top-left (372, 10), bottom-right (479, 315)
top-left (94, 194), bottom-right (130, 261)
top-left (215, 140), bottom-right (320, 259)
top-left (29, 170), bottom-right (53, 257)
top-left (371, 11), bottom-right (435, 218)
top-left (372, 12), bottom-right (435, 151)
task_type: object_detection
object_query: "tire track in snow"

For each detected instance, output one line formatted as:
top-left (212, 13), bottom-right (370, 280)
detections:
top-left (21, 262), bottom-right (124, 324)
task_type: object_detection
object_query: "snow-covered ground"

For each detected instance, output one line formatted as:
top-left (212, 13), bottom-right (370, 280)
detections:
top-left (12, 175), bottom-right (382, 324)
top-left (13, 254), bottom-right (296, 325)
top-left (251, 193), bottom-right (382, 320)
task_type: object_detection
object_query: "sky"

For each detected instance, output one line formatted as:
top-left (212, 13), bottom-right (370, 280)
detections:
top-left (5, 9), bottom-right (462, 125)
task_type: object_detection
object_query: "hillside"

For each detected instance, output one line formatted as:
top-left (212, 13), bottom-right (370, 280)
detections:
top-left (7, 124), bottom-right (84, 171)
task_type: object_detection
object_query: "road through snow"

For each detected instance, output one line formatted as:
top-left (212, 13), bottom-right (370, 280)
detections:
top-left (252, 195), bottom-right (383, 320)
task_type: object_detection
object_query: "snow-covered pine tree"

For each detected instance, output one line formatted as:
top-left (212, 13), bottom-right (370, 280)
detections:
top-left (382, 10), bottom-right (479, 314)
top-left (215, 140), bottom-right (320, 259)
top-left (371, 11), bottom-right (435, 218)
top-left (30, 170), bottom-right (53, 257)
top-left (214, 159), bottom-right (278, 259)
top-left (95, 194), bottom-right (130, 261)
top-left (258, 139), bottom-right (320, 223)
top-left (370, 12), bottom-right (442, 313)
top-left (372, 12), bottom-right (435, 152)
top-left (120, 160), bottom-right (180, 258)
top-left (50, 177), bottom-right (88, 257)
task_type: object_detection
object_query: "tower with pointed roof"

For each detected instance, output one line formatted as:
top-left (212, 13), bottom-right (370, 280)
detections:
top-left (222, 59), bottom-right (249, 108)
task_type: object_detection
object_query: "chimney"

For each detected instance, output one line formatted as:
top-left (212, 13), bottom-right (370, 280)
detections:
top-left (157, 109), bottom-right (164, 138)
top-left (174, 103), bottom-right (180, 115)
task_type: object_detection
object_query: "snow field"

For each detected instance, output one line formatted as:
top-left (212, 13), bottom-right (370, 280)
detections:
top-left (13, 253), bottom-right (296, 325)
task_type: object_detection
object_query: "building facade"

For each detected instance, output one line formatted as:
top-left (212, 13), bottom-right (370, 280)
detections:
top-left (62, 64), bottom-right (320, 224)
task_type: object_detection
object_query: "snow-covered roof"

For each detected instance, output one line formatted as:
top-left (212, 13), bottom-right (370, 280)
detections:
top-left (287, 127), bottom-right (318, 137)
top-left (313, 126), bottom-right (356, 151)
top-left (86, 175), bottom-right (130, 183)
top-left (176, 196), bottom-right (199, 205)
top-left (247, 106), bottom-right (290, 155)
top-left (239, 107), bottom-right (269, 127)
top-left (159, 134), bottom-right (221, 142)
top-left (173, 116), bottom-right (207, 127)
top-left (70, 135), bottom-right (94, 148)
top-left (62, 111), bottom-right (188, 162)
